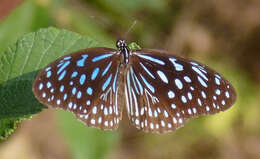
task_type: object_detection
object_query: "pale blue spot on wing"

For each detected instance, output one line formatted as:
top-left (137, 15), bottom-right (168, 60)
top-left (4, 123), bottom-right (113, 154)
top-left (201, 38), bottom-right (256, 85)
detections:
top-left (46, 71), bottom-right (51, 78)
top-left (102, 74), bottom-right (112, 91)
top-left (157, 70), bottom-right (168, 84)
top-left (201, 91), bottom-right (207, 98)
top-left (68, 102), bottom-right (73, 109)
top-left (188, 92), bottom-right (192, 100)
top-left (137, 54), bottom-right (165, 65)
top-left (63, 93), bottom-right (67, 100)
top-left (71, 71), bottom-right (78, 78)
top-left (77, 54), bottom-right (88, 67)
top-left (140, 62), bottom-right (155, 79)
top-left (92, 54), bottom-right (113, 62)
top-left (181, 96), bottom-right (187, 103)
top-left (87, 87), bottom-right (93, 95)
top-left (57, 61), bottom-right (70, 74)
top-left (72, 87), bottom-right (77, 95)
top-left (215, 77), bottom-right (220, 85)
top-left (140, 74), bottom-right (155, 93)
top-left (216, 89), bottom-right (221, 95)
top-left (57, 99), bottom-right (61, 105)
top-left (46, 82), bottom-right (51, 88)
top-left (60, 85), bottom-right (64, 92)
top-left (168, 90), bottom-right (175, 99)
top-left (80, 74), bottom-right (86, 85)
top-left (171, 104), bottom-right (176, 109)
top-left (39, 83), bottom-right (43, 90)
top-left (169, 58), bottom-right (184, 71)
top-left (91, 68), bottom-right (100, 80)
top-left (86, 100), bottom-right (91, 105)
top-left (225, 91), bottom-right (230, 98)
top-left (175, 78), bottom-right (183, 89)
top-left (102, 61), bottom-right (112, 77)
top-left (77, 91), bottom-right (82, 99)
top-left (184, 76), bottom-right (191, 83)
top-left (58, 70), bottom-right (66, 81)
top-left (198, 98), bottom-right (202, 106)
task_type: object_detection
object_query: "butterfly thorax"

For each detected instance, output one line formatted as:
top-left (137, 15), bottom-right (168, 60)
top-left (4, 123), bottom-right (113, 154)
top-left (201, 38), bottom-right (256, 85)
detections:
top-left (116, 39), bottom-right (130, 66)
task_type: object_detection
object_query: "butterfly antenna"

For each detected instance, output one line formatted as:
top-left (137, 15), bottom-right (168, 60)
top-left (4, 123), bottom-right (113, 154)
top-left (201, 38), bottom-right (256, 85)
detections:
top-left (123, 20), bottom-right (137, 39)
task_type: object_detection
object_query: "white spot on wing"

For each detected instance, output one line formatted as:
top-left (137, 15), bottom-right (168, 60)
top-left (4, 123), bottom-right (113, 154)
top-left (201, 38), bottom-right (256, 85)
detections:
top-left (157, 70), bottom-right (168, 83)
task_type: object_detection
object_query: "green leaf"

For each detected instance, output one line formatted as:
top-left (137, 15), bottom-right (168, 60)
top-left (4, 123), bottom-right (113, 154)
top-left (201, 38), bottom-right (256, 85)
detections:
top-left (0, 27), bottom-right (105, 139)
top-left (0, 0), bottom-right (53, 57)
top-left (128, 42), bottom-right (142, 50)
top-left (0, 117), bottom-right (26, 140)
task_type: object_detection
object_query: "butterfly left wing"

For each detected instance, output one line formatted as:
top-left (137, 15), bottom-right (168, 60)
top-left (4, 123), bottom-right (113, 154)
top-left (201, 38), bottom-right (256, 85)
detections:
top-left (125, 49), bottom-right (236, 133)
top-left (33, 48), bottom-right (122, 130)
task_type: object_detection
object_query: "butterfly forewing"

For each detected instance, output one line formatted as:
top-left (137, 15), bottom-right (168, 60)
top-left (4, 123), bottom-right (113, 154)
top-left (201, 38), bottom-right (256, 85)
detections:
top-left (33, 48), bottom-right (122, 130)
top-left (125, 49), bottom-right (236, 133)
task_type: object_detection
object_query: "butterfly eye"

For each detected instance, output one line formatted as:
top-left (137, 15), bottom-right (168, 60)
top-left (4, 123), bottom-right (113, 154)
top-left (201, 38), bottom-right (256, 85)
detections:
top-left (33, 41), bottom-right (236, 133)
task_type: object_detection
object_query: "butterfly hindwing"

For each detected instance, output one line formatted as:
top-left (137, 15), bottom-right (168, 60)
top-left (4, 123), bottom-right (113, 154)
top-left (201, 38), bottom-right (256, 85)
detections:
top-left (33, 48), bottom-right (122, 130)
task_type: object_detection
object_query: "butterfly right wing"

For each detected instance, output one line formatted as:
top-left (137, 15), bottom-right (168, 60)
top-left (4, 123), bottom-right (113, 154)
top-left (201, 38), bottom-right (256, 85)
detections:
top-left (33, 48), bottom-right (122, 130)
top-left (124, 49), bottom-right (236, 133)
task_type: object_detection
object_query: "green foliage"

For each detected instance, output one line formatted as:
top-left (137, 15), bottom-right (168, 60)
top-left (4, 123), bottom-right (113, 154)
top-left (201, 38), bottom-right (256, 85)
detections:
top-left (0, 0), bottom-right (53, 56)
top-left (0, 27), bottom-right (104, 140)
top-left (128, 42), bottom-right (142, 50)
top-left (0, 117), bottom-right (24, 140)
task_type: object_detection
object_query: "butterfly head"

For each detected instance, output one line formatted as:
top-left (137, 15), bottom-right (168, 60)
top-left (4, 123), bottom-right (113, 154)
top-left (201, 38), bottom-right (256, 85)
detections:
top-left (116, 39), bottom-right (130, 65)
top-left (116, 39), bottom-right (127, 49)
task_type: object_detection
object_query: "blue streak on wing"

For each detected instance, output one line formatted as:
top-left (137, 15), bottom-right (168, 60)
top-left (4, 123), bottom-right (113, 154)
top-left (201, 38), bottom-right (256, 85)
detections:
top-left (57, 61), bottom-right (70, 74)
top-left (133, 72), bottom-right (143, 94)
top-left (102, 61), bottom-right (112, 77)
top-left (58, 70), bottom-right (67, 81)
top-left (63, 56), bottom-right (71, 60)
top-left (130, 67), bottom-right (140, 95)
top-left (92, 54), bottom-right (113, 62)
top-left (140, 62), bottom-right (155, 79)
top-left (140, 74), bottom-right (155, 93)
top-left (102, 74), bottom-right (112, 91)
top-left (91, 68), bottom-right (100, 80)
top-left (137, 54), bottom-right (165, 65)
top-left (112, 68), bottom-right (119, 93)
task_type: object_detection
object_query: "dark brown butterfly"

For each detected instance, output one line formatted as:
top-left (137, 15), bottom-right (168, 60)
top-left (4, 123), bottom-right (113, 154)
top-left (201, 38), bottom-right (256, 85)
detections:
top-left (33, 40), bottom-right (236, 133)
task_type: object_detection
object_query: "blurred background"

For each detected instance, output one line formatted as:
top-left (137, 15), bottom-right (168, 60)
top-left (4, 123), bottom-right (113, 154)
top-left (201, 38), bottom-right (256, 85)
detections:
top-left (0, 0), bottom-right (260, 159)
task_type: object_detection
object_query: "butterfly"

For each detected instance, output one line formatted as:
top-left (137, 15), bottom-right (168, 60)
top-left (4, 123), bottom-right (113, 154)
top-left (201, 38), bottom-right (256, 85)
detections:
top-left (32, 39), bottom-right (236, 133)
